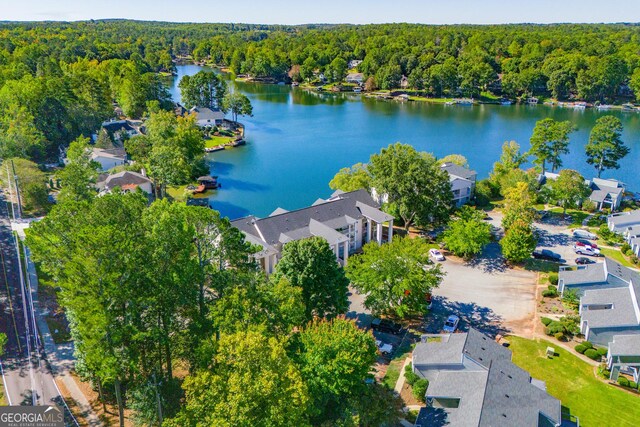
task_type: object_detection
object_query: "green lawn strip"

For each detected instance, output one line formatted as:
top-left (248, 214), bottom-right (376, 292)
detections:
top-left (508, 336), bottom-right (640, 427)
top-left (382, 341), bottom-right (414, 389)
top-left (600, 248), bottom-right (636, 269)
top-left (205, 135), bottom-right (236, 148)
top-left (523, 258), bottom-right (560, 273)
top-left (547, 207), bottom-right (590, 227)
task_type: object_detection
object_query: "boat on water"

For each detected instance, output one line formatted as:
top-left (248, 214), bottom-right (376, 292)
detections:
top-left (622, 103), bottom-right (637, 112)
top-left (526, 97), bottom-right (539, 105)
top-left (596, 104), bottom-right (613, 111)
top-left (353, 87), bottom-right (362, 93)
top-left (574, 102), bottom-right (587, 110)
top-left (291, 81), bottom-right (299, 87)
top-left (500, 99), bottom-right (513, 105)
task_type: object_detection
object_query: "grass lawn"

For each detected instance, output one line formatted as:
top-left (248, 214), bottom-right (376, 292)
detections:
top-left (523, 258), bottom-right (560, 273)
top-left (600, 247), bottom-right (637, 269)
top-left (547, 207), bottom-right (591, 228)
top-left (205, 135), bottom-right (235, 148)
top-left (508, 336), bottom-right (640, 427)
top-left (382, 341), bottom-right (414, 389)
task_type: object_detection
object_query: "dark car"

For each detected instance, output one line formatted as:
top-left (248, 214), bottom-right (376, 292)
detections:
top-left (371, 318), bottom-right (404, 335)
top-left (575, 239), bottom-right (598, 249)
top-left (575, 257), bottom-right (595, 265)
top-left (532, 249), bottom-right (562, 262)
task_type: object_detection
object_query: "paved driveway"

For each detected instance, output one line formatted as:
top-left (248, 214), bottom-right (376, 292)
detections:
top-left (429, 245), bottom-right (537, 336)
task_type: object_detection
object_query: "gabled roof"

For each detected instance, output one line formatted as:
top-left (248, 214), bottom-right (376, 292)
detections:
top-left (231, 189), bottom-right (389, 247)
top-left (581, 287), bottom-right (639, 328)
top-left (589, 178), bottom-right (624, 202)
top-left (440, 162), bottom-right (476, 181)
top-left (91, 147), bottom-right (127, 161)
top-left (190, 107), bottom-right (225, 121)
top-left (609, 210), bottom-right (640, 230)
top-left (608, 334), bottom-right (640, 356)
top-left (100, 171), bottom-right (151, 190)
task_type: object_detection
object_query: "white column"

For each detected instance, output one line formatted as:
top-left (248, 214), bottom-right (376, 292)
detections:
top-left (366, 220), bottom-right (372, 243)
top-left (335, 244), bottom-right (340, 261)
top-left (265, 255), bottom-right (271, 275)
top-left (388, 220), bottom-right (393, 243)
top-left (376, 222), bottom-right (383, 244)
top-left (343, 241), bottom-right (349, 266)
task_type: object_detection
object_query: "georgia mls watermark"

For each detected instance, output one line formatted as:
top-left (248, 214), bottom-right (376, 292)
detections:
top-left (0, 406), bottom-right (64, 427)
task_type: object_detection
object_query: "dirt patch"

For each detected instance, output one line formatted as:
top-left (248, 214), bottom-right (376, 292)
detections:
top-left (69, 372), bottom-right (134, 427)
top-left (538, 295), bottom-right (576, 317)
top-left (399, 381), bottom-right (423, 406)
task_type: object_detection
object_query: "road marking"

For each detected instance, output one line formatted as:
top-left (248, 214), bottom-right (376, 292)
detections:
top-left (0, 359), bottom-right (12, 405)
top-left (0, 244), bottom-right (21, 353)
top-left (51, 378), bottom-right (80, 427)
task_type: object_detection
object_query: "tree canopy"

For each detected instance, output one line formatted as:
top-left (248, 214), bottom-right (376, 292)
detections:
top-left (585, 115), bottom-right (629, 177)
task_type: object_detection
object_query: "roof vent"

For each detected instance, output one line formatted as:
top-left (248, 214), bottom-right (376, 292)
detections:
top-left (507, 375), bottom-right (512, 379)
top-left (505, 394), bottom-right (510, 398)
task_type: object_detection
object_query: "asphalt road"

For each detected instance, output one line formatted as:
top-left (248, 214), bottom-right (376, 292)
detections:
top-left (0, 189), bottom-right (75, 423)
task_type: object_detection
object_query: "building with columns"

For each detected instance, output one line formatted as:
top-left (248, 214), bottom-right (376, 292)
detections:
top-left (230, 189), bottom-right (394, 274)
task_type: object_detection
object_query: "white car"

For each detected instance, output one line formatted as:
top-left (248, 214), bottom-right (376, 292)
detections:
top-left (442, 315), bottom-right (460, 333)
top-left (573, 245), bottom-right (600, 257)
top-left (375, 340), bottom-right (393, 354)
top-left (573, 229), bottom-right (598, 240)
top-left (429, 248), bottom-right (445, 261)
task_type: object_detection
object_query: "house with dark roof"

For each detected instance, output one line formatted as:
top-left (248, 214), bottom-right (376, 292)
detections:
top-left (230, 189), bottom-right (393, 274)
top-left (101, 119), bottom-right (142, 141)
top-left (558, 258), bottom-right (640, 346)
top-left (587, 178), bottom-right (624, 212)
top-left (412, 329), bottom-right (561, 427)
top-left (440, 162), bottom-right (477, 207)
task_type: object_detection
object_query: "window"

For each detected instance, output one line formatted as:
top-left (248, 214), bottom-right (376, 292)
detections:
top-left (431, 398), bottom-right (460, 409)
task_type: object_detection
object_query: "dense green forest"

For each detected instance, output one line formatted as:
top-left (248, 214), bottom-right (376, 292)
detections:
top-left (1, 20), bottom-right (640, 163)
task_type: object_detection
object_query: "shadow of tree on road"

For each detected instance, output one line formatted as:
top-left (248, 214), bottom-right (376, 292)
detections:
top-left (464, 242), bottom-right (508, 274)
top-left (427, 296), bottom-right (507, 338)
top-left (536, 227), bottom-right (572, 248)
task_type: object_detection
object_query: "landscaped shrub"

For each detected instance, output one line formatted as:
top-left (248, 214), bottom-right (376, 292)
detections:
top-left (630, 381), bottom-right (638, 389)
top-left (596, 347), bottom-right (608, 357)
top-left (412, 379), bottom-right (429, 402)
top-left (542, 289), bottom-right (557, 298)
top-left (582, 341), bottom-right (593, 349)
top-left (631, 255), bottom-right (639, 265)
top-left (575, 344), bottom-right (587, 354)
top-left (545, 322), bottom-right (565, 335)
top-left (597, 364), bottom-right (610, 379)
top-left (548, 273), bottom-right (559, 286)
top-left (404, 364), bottom-right (419, 386)
top-left (621, 243), bottom-right (632, 255)
top-left (554, 332), bottom-right (564, 341)
top-left (562, 289), bottom-right (580, 310)
top-left (617, 376), bottom-right (630, 387)
top-left (541, 317), bottom-right (553, 326)
top-left (584, 349), bottom-right (600, 360)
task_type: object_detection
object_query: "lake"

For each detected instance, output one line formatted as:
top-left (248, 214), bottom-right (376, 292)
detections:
top-left (169, 64), bottom-right (640, 220)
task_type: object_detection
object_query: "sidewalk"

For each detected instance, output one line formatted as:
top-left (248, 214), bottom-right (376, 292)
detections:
top-left (25, 245), bottom-right (103, 426)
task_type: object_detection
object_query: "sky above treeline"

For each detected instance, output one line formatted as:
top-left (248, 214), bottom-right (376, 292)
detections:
top-left (4, 0), bottom-right (640, 24)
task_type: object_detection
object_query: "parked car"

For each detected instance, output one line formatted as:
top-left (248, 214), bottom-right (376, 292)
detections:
top-left (532, 249), bottom-right (562, 262)
top-left (575, 257), bottom-right (596, 265)
top-left (573, 229), bottom-right (598, 240)
top-left (375, 340), bottom-right (393, 355)
top-left (575, 239), bottom-right (598, 249)
top-left (371, 318), bottom-right (404, 335)
top-left (574, 245), bottom-right (601, 257)
top-left (429, 248), bottom-right (445, 261)
top-left (442, 315), bottom-right (460, 333)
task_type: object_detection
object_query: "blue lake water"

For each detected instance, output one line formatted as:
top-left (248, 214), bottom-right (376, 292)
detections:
top-left (169, 65), bottom-right (640, 220)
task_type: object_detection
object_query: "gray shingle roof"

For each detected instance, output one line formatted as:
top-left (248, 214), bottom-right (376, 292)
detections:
top-left (440, 162), bottom-right (477, 181)
top-left (609, 210), bottom-right (640, 231)
top-left (97, 171), bottom-right (151, 191)
top-left (559, 263), bottom-right (607, 286)
top-left (412, 329), bottom-right (561, 427)
top-left (608, 334), bottom-right (640, 356)
top-left (581, 287), bottom-right (639, 328)
top-left (231, 189), bottom-right (388, 246)
top-left (479, 360), bottom-right (561, 427)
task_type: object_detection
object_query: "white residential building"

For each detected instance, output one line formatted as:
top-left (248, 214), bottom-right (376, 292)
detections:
top-left (231, 189), bottom-right (393, 274)
top-left (440, 162), bottom-right (477, 207)
top-left (90, 148), bottom-right (127, 172)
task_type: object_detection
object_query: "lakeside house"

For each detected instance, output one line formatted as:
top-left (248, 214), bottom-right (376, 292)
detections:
top-left (538, 173), bottom-right (624, 212)
top-left (412, 329), bottom-right (561, 427)
top-left (190, 106), bottom-right (225, 127)
top-left (96, 170), bottom-right (153, 196)
top-left (348, 59), bottom-right (363, 69)
top-left (558, 258), bottom-right (640, 346)
top-left (346, 73), bottom-right (365, 85)
top-left (587, 178), bottom-right (624, 212)
top-left (440, 162), bottom-right (477, 207)
top-left (230, 189), bottom-right (393, 274)
top-left (90, 147), bottom-right (128, 172)
top-left (101, 119), bottom-right (142, 142)
top-left (607, 334), bottom-right (640, 383)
